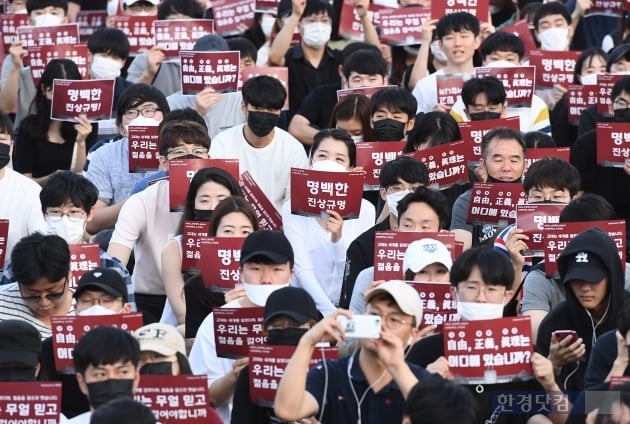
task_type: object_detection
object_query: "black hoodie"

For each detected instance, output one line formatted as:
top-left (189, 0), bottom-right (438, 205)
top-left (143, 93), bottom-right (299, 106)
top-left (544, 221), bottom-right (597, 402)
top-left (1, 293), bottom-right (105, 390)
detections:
top-left (536, 227), bottom-right (628, 393)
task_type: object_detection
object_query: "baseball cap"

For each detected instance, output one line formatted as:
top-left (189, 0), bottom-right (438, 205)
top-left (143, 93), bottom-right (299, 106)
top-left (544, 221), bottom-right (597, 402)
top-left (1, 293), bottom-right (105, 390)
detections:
top-left (364, 280), bottom-right (422, 326)
top-left (193, 34), bottom-right (229, 52)
top-left (403, 238), bottom-right (453, 274)
top-left (561, 251), bottom-right (607, 285)
top-left (608, 44), bottom-right (630, 68)
top-left (73, 268), bottom-right (128, 303)
top-left (240, 230), bottom-right (294, 265)
top-left (0, 320), bottom-right (41, 367)
top-left (124, 0), bottom-right (159, 5)
top-left (263, 286), bottom-right (322, 325)
top-left (133, 323), bottom-right (186, 356)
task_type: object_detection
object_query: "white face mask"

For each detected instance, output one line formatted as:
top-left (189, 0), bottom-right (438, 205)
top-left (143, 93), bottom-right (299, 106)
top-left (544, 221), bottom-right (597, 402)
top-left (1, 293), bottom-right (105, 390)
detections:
top-left (580, 73), bottom-right (599, 85)
top-left (386, 189), bottom-right (411, 218)
top-left (302, 22), bottom-right (331, 49)
top-left (261, 15), bottom-right (275, 38)
top-left (310, 159), bottom-right (347, 172)
top-left (538, 27), bottom-right (570, 51)
top-left (46, 216), bottom-right (86, 244)
top-left (78, 304), bottom-right (117, 316)
top-left (456, 300), bottom-right (505, 321)
top-left (107, 0), bottom-right (119, 15)
top-left (90, 55), bottom-right (123, 80)
top-left (34, 13), bottom-right (63, 27)
top-left (350, 135), bottom-right (363, 143)
top-left (485, 60), bottom-right (517, 68)
top-left (243, 282), bottom-right (290, 306)
top-left (430, 40), bottom-right (448, 63)
top-left (124, 114), bottom-right (160, 136)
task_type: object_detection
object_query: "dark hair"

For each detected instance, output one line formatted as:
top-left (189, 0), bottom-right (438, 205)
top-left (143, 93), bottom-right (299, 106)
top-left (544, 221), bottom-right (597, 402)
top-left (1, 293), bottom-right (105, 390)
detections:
top-left (157, 0), bottom-right (204, 20)
top-left (11, 233), bottom-right (70, 288)
top-left (396, 186), bottom-right (450, 230)
top-left (450, 246), bottom-right (514, 289)
top-left (40, 171), bottom-right (98, 214)
top-left (209, 196), bottom-right (259, 236)
top-left (301, 0), bottom-right (332, 20)
top-left (91, 399), bottom-right (156, 424)
top-left (311, 128), bottom-right (356, 167)
top-left (559, 193), bottom-right (617, 222)
top-left (480, 32), bottom-right (524, 61)
top-left (524, 131), bottom-right (555, 148)
top-left (0, 112), bottom-right (13, 135)
top-left (404, 377), bottom-right (477, 424)
top-left (328, 94), bottom-right (374, 141)
top-left (116, 84), bottom-right (170, 131)
top-left (342, 49), bottom-right (388, 79)
top-left (480, 127), bottom-right (526, 160)
top-left (523, 157), bottom-right (580, 197)
top-left (157, 120), bottom-right (210, 156)
top-left (27, 0), bottom-right (67, 14)
top-left (533, 2), bottom-right (571, 30)
top-left (242, 13), bottom-right (267, 50)
top-left (436, 12), bottom-right (480, 39)
top-left (242, 75), bottom-right (286, 110)
top-left (369, 87), bottom-right (417, 120)
top-left (574, 47), bottom-right (607, 84)
top-left (227, 37), bottom-right (258, 63)
top-left (461, 76), bottom-right (506, 108)
top-left (87, 27), bottom-right (129, 61)
top-left (611, 76), bottom-right (630, 102)
top-left (404, 111), bottom-right (461, 153)
top-left (160, 107), bottom-right (207, 130)
top-left (618, 299), bottom-right (630, 337)
top-left (176, 351), bottom-right (193, 375)
top-left (379, 156), bottom-right (429, 187)
top-left (73, 326), bottom-right (140, 375)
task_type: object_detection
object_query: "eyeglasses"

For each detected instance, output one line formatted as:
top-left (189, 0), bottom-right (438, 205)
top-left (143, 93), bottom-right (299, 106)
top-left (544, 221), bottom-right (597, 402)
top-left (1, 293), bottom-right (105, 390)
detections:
top-left (45, 209), bottom-right (87, 222)
top-left (123, 107), bottom-right (162, 120)
top-left (166, 146), bottom-right (209, 157)
top-left (385, 183), bottom-right (422, 195)
top-left (527, 194), bottom-right (570, 203)
top-left (458, 283), bottom-right (505, 302)
top-left (20, 279), bottom-right (68, 304)
top-left (76, 295), bottom-right (122, 309)
top-left (366, 310), bottom-right (412, 330)
top-left (614, 98), bottom-right (630, 109)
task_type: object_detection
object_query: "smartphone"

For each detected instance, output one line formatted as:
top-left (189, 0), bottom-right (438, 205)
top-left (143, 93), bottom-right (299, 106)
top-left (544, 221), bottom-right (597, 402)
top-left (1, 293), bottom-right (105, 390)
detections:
top-left (337, 315), bottom-right (382, 339)
top-left (553, 330), bottom-right (578, 344)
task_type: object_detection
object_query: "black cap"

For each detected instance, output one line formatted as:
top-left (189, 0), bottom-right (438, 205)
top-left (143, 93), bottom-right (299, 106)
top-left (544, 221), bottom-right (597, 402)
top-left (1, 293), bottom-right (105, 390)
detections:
top-left (263, 286), bottom-right (322, 324)
top-left (608, 44), bottom-right (630, 68)
top-left (0, 320), bottom-right (41, 367)
top-left (561, 251), bottom-right (607, 285)
top-left (240, 230), bottom-right (294, 265)
top-left (73, 268), bottom-right (128, 302)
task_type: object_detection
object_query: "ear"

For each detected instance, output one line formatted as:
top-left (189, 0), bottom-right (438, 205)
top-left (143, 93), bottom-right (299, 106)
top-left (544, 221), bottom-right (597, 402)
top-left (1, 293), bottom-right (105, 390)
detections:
top-left (609, 103), bottom-right (614, 116)
top-left (473, 35), bottom-right (481, 50)
top-left (382, 75), bottom-right (389, 85)
top-left (500, 105), bottom-right (508, 119)
top-left (534, 30), bottom-right (541, 43)
top-left (121, 303), bottom-right (133, 314)
top-left (289, 269), bottom-right (296, 282)
top-left (62, 16), bottom-right (69, 24)
top-left (379, 187), bottom-right (387, 201)
top-left (338, 64), bottom-right (344, 79)
top-left (240, 101), bottom-right (248, 115)
top-left (503, 290), bottom-right (514, 305)
top-left (86, 206), bottom-right (95, 223)
top-left (76, 373), bottom-right (89, 397)
top-left (405, 116), bottom-right (415, 134)
top-left (464, 107), bottom-right (471, 120)
top-left (158, 155), bottom-right (169, 171)
top-left (132, 368), bottom-right (140, 393)
top-left (567, 25), bottom-right (574, 42)
top-left (449, 285), bottom-right (458, 300)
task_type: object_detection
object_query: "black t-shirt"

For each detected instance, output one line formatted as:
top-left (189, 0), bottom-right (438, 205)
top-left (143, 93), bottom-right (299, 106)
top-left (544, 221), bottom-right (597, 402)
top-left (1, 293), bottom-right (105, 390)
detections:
top-left (70, 0), bottom-right (107, 10)
top-left (294, 83), bottom-right (340, 130)
top-left (232, 364), bottom-right (291, 424)
top-left (184, 273), bottom-right (226, 339)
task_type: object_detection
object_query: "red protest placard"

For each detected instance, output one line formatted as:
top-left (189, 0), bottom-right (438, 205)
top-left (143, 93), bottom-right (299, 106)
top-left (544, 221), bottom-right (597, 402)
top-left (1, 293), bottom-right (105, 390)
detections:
top-left (467, 182), bottom-right (527, 226)
top-left (596, 122), bottom-right (630, 166)
top-left (212, 0), bottom-right (255, 36)
top-left (136, 375), bottom-right (215, 424)
top-left (239, 66), bottom-right (289, 108)
top-left (51, 313), bottom-right (144, 372)
top-left (213, 307), bottom-right (265, 358)
top-left (475, 66), bottom-right (535, 107)
top-left (249, 345), bottom-right (338, 406)
top-left (523, 147), bottom-right (570, 174)
top-left (431, 0), bottom-right (489, 21)
top-left (338, 0), bottom-right (384, 41)
top-left (290, 168), bottom-right (364, 219)
top-left (182, 221), bottom-right (209, 271)
top-left (240, 171), bottom-right (283, 229)
top-left (588, 0), bottom-right (624, 13)
top-left (566, 84), bottom-right (598, 123)
top-left (112, 16), bottom-right (156, 54)
top-left (68, 243), bottom-right (100, 290)
top-left (180, 50), bottom-right (240, 94)
top-left (77, 11), bottom-right (107, 42)
top-left (373, 231), bottom-right (456, 281)
top-left (199, 237), bottom-right (245, 292)
top-left (542, 220), bottom-right (626, 277)
top-left (408, 281), bottom-right (459, 333)
top-left (379, 6), bottom-right (429, 45)
top-left (444, 316), bottom-right (533, 383)
top-left (0, 382), bottom-right (62, 422)
top-left (153, 19), bottom-right (215, 58)
top-left (596, 73), bottom-right (625, 115)
top-left (457, 116), bottom-right (520, 161)
top-left (50, 79), bottom-right (115, 121)
top-left (28, 44), bottom-right (89, 86)
top-left (0, 219), bottom-right (8, 268)
top-left (168, 158), bottom-right (240, 211)
top-left (336, 85), bottom-right (391, 101)
top-left (499, 20), bottom-right (536, 60)
top-left (436, 74), bottom-right (464, 111)
top-left (1, 13), bottom-right (29, 53)
top-left (17, 23), bottom-right (80, 48)
top-left (516, 204), bottom-right (564, 257)
top-left (406, 140), bottom-right (471, 189)
top-left (529, 50), bottom-right (580, 89)
top-left (355, 141), bottom-right (405, 189)
top-left (128, 125), bottom-right (159, 172)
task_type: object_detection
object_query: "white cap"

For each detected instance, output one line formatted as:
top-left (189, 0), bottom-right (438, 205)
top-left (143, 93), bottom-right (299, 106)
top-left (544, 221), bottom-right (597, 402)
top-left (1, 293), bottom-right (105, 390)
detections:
top-left (403, 238), bottom-right (452, 274)
top-left (364, 280), bottom-right (422, 326)
top-left (124, 0), bottom-right (159, 5)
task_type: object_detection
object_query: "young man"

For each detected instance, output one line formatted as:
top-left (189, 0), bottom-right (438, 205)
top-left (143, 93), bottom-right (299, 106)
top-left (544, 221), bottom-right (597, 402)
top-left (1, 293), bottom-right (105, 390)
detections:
top-left (189, 230), bottom-right (297, 422)
top-left (370, 87), bottom-right (417, 141)
top-left (208, 75), bottom-right (308, 212)
top-left (274, 280), bottom-right (431, 423)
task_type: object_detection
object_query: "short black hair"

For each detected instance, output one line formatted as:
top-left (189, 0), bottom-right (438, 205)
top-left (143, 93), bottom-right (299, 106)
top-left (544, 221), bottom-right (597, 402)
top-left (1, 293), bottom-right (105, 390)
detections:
top-left (379, 156), bottom-right (429, 188)
top-left (611, 76), bottom-right (630, 102)
top-left (480, 32), bottom-right (524, 62)
top-left (27, 0), bottom-right (67, 14)
top-left (523, 157), bottom-right (580, 197)
top-left (533, 2), bottom-right (571, 30)
top-left (311, 128), bottom-right (356, 167)
top-left (404, 112), bottom-right (461, 153)
top-left (227, 37), bottom-right (258, 63)
top-left (91, 399), bottom-right (156, 424)
top-left (524, 131), bottom-right (555, 148)
top-left (461, 76), bottom-right (506, 108)
top-left (12, 233), bottom-right (70, 288)
top-left (450, 246), bottom-right (514, 289)
top-left (396, 186), bottom-right (450, 230)
top-left (157, 0), bottom-right (204, 20)
top-left (160, 107), bottom-right (207, 131)
top-left (559, 193), bottom-right (617, 222)
top-left (242, 75), bottom-right (286, 110)
top-left (369, 87), bottom-right (417, 120)
top-left (405, 377), bottom-right (477, 424)
top-left (116, 84), bottom-right (170, 129)
top-left (436, 12), bottom-right (480, 39)
top-left (40, 171), bottom-right (98, 214)
top-left (342, 49), bottom-right (388, 79)
top-left (73, 326), bottom-right (140, 375)
top-left (480, 127), bottom-right (526, 161)
top-left (301, 0), bottom-right (332, 19)
top-left (574, 47), bottom-right (607, 84)
top-left (87, 27), bottom-right (129, 61)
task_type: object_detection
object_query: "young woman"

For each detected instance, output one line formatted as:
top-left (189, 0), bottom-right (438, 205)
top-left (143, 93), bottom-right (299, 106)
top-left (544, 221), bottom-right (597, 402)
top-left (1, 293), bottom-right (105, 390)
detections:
top-left (328, 94), bottom-right (374, 143)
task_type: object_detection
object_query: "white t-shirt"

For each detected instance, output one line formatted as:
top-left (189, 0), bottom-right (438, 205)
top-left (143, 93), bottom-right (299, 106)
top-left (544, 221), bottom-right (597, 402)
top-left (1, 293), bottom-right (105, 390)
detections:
top-left (411, 69), bottom-right (475, 114)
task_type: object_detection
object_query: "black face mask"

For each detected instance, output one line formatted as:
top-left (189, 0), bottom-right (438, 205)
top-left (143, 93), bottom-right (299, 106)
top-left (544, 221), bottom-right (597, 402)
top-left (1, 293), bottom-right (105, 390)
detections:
top-left (140, 361), bottom-right (174, 376)
top-left (373, 118), bottom-right (406, 141)
top-left (193, 209), bottom-right (213, 221)
top-left (0, 366), bottom-right (36, 382)
top-left (469, 111), bottom-right (502, 121)
top-left (0, 143), bottom-right (10, 170)
top-left (86, 379), bottom-right (134, 410)
top-left (266, 328), bottom-right (308, 346)
top-left (614, 108), bottom-right (630, 123)
top-left (486, 175), bottom-right (522, 184)
top-left (247, 111), bottom-right (279, 137)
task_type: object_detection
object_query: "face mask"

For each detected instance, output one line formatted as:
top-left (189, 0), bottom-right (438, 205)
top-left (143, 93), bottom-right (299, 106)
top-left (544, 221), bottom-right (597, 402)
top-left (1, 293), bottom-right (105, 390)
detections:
top-left (46, 216), bottom-right (86, 244)
top-left (194, 209), bottom-right (213, 221)
top-left (457, 300), bottom-right (505, 321)
top-left (90, 55), bottom-right (123, 80)
top-left (485, 175), bottom-right (521, 184)
top-left (247, 111), bottom-right (279, 137)
top-left (78, 304), bottom-right (117, 316)
top-left (0, 143), bottom-right (10, 169)
top-left (12, 8), bottom-right (27, 14)
top-left (107, 0), bottom-right (119, 16)
top-left (538, 27), bottom-right (570, 51)
top-left (302, 22), bottom-right (331, 49)
top-left (0, 366), bottom-right (36, 382)
top-left (351, 135), bottom-right (363, 143)
top-left (373, 118), bottom-right (406, 141)
top-left (140, 361), bottom-right (173, 375)
top-left (266, 327), bottom-right (308, 346)
top-left (261, 15), bottom-right (275, 38)
top-left (124, 114), bottom-right (160, 136)
top-left (86, 379), bottom-right (134, 410)
top-left (485, 60), bottom-right (517, 68)
top-left (386, 189), bottom-right (411, 218)
top-left (614, 108), bottom-right (630, 123)
top-left (310, 159), bottom-right (347, 172)
top-left (430, 40), bottom-right (448, 63)
top-left (580, 73), bottom-right (599, 86)
top-left (469, 111), bottom-right (502, 121)
top-left (243, 282), bottom-right (290, 306)
top-left (34, 13), bottom-right (63, 27)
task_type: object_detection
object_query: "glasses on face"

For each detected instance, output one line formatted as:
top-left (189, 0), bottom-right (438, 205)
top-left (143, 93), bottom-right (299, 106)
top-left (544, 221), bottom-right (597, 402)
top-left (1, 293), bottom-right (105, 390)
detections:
top-left (527, 194), bottom-right (570, 203)
top-left (166, 146), bottom-right (209, 157)
top-left (123, 107), bottom-right (161, 120)
top-left (45, 209), bottom-right (87, 222)
top-left (20, 279), bottom-right (68, 304)
top-left (366, 310), bottom-right (412, 330)
top-left (302, 16), bottom-right (331, 25)
top-left (458, 283), bottom-right (506, 302)
top-left (76, 295), bottom-right (122, 310)
top-left (614, 98), bottom-right (630, 109)
top-left (386, 183), bottom-right (422, 195)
